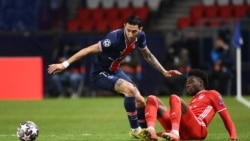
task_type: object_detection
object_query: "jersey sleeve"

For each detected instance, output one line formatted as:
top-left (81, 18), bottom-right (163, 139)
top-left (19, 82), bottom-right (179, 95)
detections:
top-left (137, 31), bottom-right (147, 49)
top-left (99, 31), bottom-right (118, 52)
top-left (210, 90), bottom-right (227, 112)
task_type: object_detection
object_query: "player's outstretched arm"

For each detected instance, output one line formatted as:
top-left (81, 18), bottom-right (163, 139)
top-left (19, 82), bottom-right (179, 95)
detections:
top-left (140, 47), bottom-right (181, 77)
top-left (48, 43), bottom-right (100, 74)
top-left (218, 110), bottom-right (239, 141)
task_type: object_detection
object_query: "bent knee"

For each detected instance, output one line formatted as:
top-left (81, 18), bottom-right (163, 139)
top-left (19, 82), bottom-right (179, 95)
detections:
top-left (147, 95), bottom-right (157, 101)
top-left (170, 94), bottom-right (180, 101)
top-left (125, 84), bottom-right (137, 97)
top-left (115, 79), bottom-right (136, 97)
top-left (146, 95), bottom-right (158, 104)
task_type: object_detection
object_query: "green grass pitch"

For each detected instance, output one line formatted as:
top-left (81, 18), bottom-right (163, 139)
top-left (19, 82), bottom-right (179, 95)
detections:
top-left (0, 96), bottom-right (249, 141)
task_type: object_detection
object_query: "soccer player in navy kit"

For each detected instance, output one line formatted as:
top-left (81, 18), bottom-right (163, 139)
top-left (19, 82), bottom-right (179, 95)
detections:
top-left (48, 15), bottom-right (181, 139)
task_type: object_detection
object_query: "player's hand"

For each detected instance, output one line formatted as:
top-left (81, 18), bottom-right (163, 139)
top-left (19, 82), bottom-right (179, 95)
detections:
top-left (163, 70), bottom-right (182, 77)
top-left (47, 63), bottom-right (65, 74)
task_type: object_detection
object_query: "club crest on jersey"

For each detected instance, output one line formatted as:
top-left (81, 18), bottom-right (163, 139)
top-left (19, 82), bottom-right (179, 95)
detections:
top-left (103, 39), bottom-right (111, 47)
top-left (218, 95), bottom-right (224, 105)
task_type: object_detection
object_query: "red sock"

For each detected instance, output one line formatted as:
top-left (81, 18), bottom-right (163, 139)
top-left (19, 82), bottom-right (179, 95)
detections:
top-left (158, 111), bottom-right (171, 131)
top-left (169, 95), bottom-right (181, 131)
top-left (145, 95), bottom-right (159, 128)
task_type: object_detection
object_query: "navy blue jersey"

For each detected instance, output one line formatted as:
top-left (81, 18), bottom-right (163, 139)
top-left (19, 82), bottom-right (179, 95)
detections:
top-left (91, 29), bottom-right (147, 74)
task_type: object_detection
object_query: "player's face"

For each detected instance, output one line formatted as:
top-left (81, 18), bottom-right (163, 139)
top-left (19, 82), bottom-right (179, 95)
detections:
top-left (186, 76), bottom-right (202, 96)
top-left (124, 23), bottom-right (142, 43)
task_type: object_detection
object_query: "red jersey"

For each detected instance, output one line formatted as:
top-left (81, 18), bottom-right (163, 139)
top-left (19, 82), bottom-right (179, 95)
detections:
top-left (189, 90), bottom-right (226, 126)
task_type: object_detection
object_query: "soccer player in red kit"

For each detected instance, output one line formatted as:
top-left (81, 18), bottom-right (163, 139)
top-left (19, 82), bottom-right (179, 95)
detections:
top-left (141, 69), bottom-right (238, 141)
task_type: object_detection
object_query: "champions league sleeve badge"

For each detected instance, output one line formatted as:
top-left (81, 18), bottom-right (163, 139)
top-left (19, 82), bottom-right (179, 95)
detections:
top-left (103, 39), bottom-right (111, 47)
top-left (218, 95), bottom-right (224, 105)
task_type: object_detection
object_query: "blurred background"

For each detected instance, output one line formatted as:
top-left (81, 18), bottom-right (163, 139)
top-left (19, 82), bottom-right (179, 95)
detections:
top-left (1, 0), bottom-right (250, 99)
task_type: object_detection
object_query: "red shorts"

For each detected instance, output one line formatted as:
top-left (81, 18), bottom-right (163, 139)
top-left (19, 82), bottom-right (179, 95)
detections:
top-left (179, 109), bottom-right (207, 140)
top-left (158, 110), bottom-right (207, 140)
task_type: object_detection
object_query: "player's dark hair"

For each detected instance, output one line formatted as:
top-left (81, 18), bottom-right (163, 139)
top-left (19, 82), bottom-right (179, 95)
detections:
top-left (188, 69), bottom-right (208, 88)
top-left (125, 15), bottom-right (143, 28)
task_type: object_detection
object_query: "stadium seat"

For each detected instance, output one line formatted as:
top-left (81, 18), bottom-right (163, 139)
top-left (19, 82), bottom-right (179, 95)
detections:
top-left (178, 17), bottom-right (192, 30)
top-left (117, 0), bottom-right (131, 8)
top-left (134, 6), bottom-right (150, 22)
top-left (67, 19), bottom-right (80, 32)
top-left (105, 7), bottom-right (120, 21)
top-left (218, 5), bottom-right (233, 18)
top-left (146, 0), bottom-right (162, 12)
top-left (202, 0), bottom-right (215, 6)
top-left (204, 5), bottom-right (219, 18)
top-left (108, 19), bottom-right (124, 30)
top-left (101, 0), bottom-right (116, 9)
top-left (120, 7), bottom-right (135, 21)
top-left (80, 20), bottom-right (94, 32)
top-left (90, 8), bottom-right (105, 21)
top-left (86, 0), bottom-right (101, 9)
top-left (192, 17), bottom-right (202, 27)
top-left (232, 5), bottom-right (248, 18)
top-left (190, 5), bottom-right (204, 19)
top-left (131, 0), bottom-right (146, 8)
top-left (231, 0), bottom-right (244, 5)
top-left (94, 19), bottom-right (109, 32)
top-left (217, 0), bottom-right (230, 6)
top-left (77, 8), bottom-right (91, 22)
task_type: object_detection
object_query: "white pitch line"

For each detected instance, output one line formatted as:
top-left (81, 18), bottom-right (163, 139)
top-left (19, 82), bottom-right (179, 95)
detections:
top-left (0, 134), bottom-right (16, 137)
top-left (237, 96), bottom-right (250, 108)
top-left (80, 133), bottom-right (92, 136)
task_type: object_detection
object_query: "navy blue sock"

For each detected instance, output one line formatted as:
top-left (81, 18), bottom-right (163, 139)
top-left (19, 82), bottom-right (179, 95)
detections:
top-left (124, 97), bottom-right (139, 129)
top-left (137, 107), bottom-right (147, 128)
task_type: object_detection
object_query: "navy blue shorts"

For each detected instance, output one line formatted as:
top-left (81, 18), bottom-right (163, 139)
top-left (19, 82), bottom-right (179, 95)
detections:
top-left (90, 69), bottom-right (135, 93)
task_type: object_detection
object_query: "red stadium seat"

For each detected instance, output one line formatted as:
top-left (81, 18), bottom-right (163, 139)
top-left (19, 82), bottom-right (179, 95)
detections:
top-left (204, 5), bottom-right (219, 18)
top-left (94, 19), bottom-right (109, 32)
top-left (219, 5), bottom-right (233, 18)
top-left (120, 7), bottom-right (135, 21)
top-left (105, 7), bottom-right (120, 21)
top-left (80, 20), bottom-right (94, 32)
top-left (134, 6), bottom-right (150, 23)
top-left (233, 5), bottom-right (247, 18)
top-left (178, 17), bottom-right (192, 30)
top-left (67, 19), bottom-right (80, 32)
top-left (190, 5), bottom-right (204, 19)
top-left (192, 17), bottom-right (202, 27)
top-left (77, 8), bottom-right (91, 22)
top-left (91, 8), bottom-right (105, 21)
top-left (108, 19), bottom-right (124, 30)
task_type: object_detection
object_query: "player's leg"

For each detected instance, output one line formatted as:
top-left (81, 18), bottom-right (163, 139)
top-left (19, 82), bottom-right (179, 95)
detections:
top-left (134, 87), bottom-right (147, 128)
top-left (91, 70), bottom-right (144, 139)
top-left (116, 70), bottom-right (147, 128)
top-left (141, 95), bottom-right (170, 140)
top-left (178, 110), bottom-right (207, 140)
top-left (162, 94), bottom-right (187, 141)
top-left (115, 79), bottom-right (146, 139)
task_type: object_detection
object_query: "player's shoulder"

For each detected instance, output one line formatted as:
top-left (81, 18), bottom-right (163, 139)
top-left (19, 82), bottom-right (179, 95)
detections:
top-left (109, 29), bottom-right (123, 36)
top-left (205, 89), bottom-right (220, 94)
top-left (138, 31), bottom-right (146, 37)
top-left (203, 89), bottom-right (222, 99)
